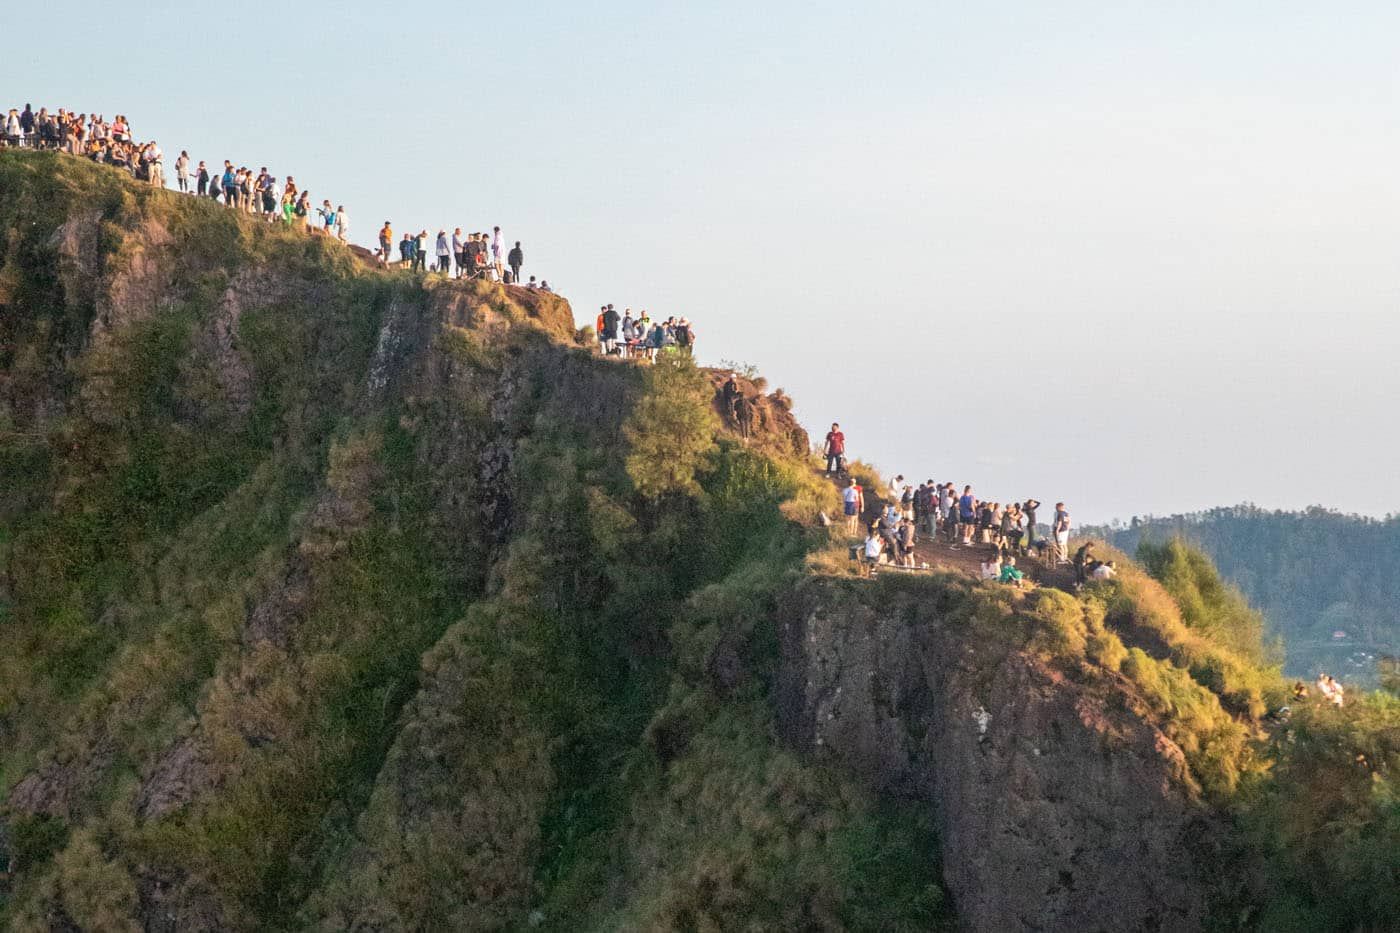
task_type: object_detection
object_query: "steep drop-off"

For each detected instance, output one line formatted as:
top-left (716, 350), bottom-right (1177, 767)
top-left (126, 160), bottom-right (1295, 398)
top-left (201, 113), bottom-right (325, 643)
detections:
top-left (5, 151), bottom-right (1386, 933)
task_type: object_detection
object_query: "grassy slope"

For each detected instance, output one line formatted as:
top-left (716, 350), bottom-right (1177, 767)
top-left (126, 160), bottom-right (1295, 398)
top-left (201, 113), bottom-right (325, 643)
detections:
top-left (0, 153), bottom-right (955, 930)
top-left (1, 152), bottom-right (1392, 931)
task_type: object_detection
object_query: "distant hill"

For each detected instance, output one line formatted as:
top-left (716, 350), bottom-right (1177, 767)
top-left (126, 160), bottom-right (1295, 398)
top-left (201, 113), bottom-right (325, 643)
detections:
top-left (1088, 505), bottom-right (1400, 681)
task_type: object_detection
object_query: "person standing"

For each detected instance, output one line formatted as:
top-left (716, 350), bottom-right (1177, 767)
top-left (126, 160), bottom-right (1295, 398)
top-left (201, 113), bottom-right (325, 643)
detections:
top-left (491, 226), bottom-right (504, 275)
top-left (436, 230), bottom-right (452, 273)
top-left (335, 206), bottom-right (350, 242)
top-left (415, 230), bottom-right (430, 272)
top-left (221, 162), bottom-right (238, 207)
top-left (1022, 499), bottom-right (1040, 551)
top-left (843, 478), bottom-right (862, 535)
top-left (452, 228), bottom-right (465, 277)
top-left (1053, 502), bottom-right (1071, 565)
top-left (507, 241), bottom-right (523, 284)
top-left (958, 486), bottom-right (978, 546)
top-left (175, 150), bottom-right (190, 192)
top-left (195, 160), bottom-right (210, 197)
top-left (602, 304), bottom-right (621, 355)
top-left (379, 221), bottom-right (394, 264)
top-left (823, 423), bottom-right (845, 474)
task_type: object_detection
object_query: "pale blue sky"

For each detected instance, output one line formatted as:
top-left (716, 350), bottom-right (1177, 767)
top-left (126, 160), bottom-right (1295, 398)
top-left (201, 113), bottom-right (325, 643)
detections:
top-left (6, 1), bottom-right (1398, 522)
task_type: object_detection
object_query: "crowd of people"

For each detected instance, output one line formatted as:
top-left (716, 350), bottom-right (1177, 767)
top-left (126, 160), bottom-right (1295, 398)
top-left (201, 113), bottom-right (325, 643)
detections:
top-left (2, 104), bottom-right (549, 286)
top-left (376, 223), bottom-right (537, 285)
top-left (828, 423), bottom-right (1078, 580)
top-left (4, 107), bottom-right (170, 184)
top-left (593, 305), bottom-right (698, 362)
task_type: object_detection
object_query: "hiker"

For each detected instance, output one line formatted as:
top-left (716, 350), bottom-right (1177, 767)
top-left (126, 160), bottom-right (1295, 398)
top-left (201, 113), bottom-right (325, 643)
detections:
top-left (295, 191), bottom-right (312, 230)
top-left (379, 222), bottom-right (394, 263)
top-left (863, 531), bottom-right (884, 573)
top-left (1022, 499), bottom-right (1040, 551)
top-left (436, 230), bottom-right (452, 272)
top-left (508, 241), bottom-right (523, 283)
top-left (958, 486), bottom-right (978, 546)
top-left (999, 557), bottom-right (1025, 587)
top-left (602, 305), bottom-right (621, 354)
top-left (1315, 674), bottom-right (1344, 707)
top-left (898, 518), bottom-right (917, 568)
top-left (843, 478), bottom-right (862, 535)
top-left (222, 163), bottom-right (237, 205)
top-left (1090, 560), bottom-right (1117, 581)
top-left (175, 150), bottom-right (190, 191)
top-left (1073, 542), bottom-right (1095, 584)
top-left (997, 503), bottom-right (1020, 553)
top-left (1053, 502), bottom-right (1071, 565)
top-left (414, 231), bottom-right (430, 272)
top-left (823, 423), bottom-right (845, 475)
top-left (450, 228), bottom-right (465, 276)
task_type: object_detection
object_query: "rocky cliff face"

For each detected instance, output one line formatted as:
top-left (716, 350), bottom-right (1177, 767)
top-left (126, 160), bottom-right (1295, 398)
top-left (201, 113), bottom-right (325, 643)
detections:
top-left (776, 578), bottom-right (1226, 932)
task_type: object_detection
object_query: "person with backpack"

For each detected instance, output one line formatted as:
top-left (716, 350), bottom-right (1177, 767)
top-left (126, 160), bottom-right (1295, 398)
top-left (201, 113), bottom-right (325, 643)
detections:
top-left (379, 222), bottom-right (394, 263)
top-left (823, 423), bottom-right (845, 475)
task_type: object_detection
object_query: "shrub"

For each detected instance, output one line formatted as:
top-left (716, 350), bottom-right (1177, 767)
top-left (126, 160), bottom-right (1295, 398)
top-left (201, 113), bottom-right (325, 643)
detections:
top-left (623, 356), bottom-right (719, 499)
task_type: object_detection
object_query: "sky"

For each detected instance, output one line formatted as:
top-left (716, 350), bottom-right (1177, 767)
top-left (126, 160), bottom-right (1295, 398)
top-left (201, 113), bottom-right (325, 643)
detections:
top-left (5, 1), bottom-right (1399, 523)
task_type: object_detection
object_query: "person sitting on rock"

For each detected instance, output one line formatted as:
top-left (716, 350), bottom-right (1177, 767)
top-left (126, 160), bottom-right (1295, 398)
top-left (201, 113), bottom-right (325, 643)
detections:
top-left (1090, 560), bottom-right (1117, 581)
top-left (980, 554), bottom-right (1003, 580)
top-left (998, 556), bottom-right (1025, 587)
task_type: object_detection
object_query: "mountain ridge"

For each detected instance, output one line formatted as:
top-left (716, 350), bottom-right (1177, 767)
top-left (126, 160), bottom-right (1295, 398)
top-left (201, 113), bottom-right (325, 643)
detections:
top-left (1, 150), bottom-right (1397, 932)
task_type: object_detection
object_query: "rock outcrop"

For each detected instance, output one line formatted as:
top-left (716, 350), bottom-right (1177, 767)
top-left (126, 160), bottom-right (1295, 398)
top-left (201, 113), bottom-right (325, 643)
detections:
top-left (776, 578), bottom-right (1222, 932)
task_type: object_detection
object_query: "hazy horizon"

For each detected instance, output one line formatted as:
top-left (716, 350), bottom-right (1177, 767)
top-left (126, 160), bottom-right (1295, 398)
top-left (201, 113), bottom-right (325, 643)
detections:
top-left (6, 1), bottom-right (1397, 524)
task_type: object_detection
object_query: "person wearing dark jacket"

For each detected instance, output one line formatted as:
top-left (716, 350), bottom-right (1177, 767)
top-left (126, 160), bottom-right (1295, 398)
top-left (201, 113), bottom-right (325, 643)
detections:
top-left (507, 241), bottom-right (523, 284)
top-left (601, 304), bottom-right (621, 354)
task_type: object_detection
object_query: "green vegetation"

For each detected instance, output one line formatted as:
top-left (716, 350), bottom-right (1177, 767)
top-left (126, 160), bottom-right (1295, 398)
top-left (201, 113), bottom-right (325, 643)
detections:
top-left (2, 150), bottom-right (1397, 932)
top-left (0, 151), bottom-right (953, 929)
top-left (1090, 506), bottom-right (1400, 679)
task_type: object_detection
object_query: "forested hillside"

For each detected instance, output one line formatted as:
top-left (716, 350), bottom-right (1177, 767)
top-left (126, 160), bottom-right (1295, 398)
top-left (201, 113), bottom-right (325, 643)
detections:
top-left (1, 151), bottom-right (1397, 932)
top-left (1092, 507), bottom-right (1400, 681)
